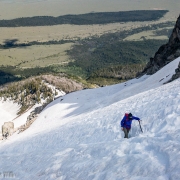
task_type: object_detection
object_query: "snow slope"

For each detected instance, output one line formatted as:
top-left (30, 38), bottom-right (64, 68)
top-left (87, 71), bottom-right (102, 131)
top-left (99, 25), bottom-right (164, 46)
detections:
top-left (0, 57), bottom-right (180, 180)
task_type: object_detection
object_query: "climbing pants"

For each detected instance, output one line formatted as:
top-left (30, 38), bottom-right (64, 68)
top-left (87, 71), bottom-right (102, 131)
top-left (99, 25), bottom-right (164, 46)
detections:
top-left (123, 128), bottom-right (130, 138)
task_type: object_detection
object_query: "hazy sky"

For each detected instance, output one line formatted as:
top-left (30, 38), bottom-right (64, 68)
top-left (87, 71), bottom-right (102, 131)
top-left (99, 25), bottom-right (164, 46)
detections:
top-left (0, 0), bottom-right (179, 19)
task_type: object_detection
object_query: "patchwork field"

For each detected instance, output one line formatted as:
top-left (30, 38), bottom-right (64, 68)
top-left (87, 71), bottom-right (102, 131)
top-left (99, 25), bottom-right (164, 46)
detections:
top-left (0, 20), bottom-right (174, 69)
top-left (0, 23), bottom-right (131, 44)
top-left (0, 43), bottom-right (73, 68)
top-left (0, 21), bottom-right (169, 44)
top-left (0, 15), bottom-right (173, 70)
top-left (124, 27), bottom-right (173, 41)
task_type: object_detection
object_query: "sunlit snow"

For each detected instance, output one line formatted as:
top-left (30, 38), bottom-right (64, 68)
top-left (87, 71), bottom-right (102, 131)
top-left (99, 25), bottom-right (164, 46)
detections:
top-left (0, 57), bottom-right (180, 180)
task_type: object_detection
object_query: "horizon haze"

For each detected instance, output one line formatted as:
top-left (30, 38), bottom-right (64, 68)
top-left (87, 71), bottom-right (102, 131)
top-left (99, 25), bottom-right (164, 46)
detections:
top-left (0, 0), bottom-right (179, 20)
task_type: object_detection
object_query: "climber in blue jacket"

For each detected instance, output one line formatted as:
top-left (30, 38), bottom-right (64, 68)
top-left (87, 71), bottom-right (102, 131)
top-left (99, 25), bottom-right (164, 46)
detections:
top-left (121, 113), bottom-right (140, 138)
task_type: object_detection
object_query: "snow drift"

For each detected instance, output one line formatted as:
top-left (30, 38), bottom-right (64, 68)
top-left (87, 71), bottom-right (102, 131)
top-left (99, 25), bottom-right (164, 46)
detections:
top-left (0, 57), bottom-right (180, 180)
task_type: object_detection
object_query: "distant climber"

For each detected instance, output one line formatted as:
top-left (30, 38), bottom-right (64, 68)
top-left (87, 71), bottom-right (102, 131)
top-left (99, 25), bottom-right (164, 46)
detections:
top-left (120, 113), bottom-right (140, 138)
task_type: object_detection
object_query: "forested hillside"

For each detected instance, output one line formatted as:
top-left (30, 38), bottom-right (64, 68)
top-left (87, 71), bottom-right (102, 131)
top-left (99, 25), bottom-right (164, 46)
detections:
top-left (0, 74), bottom-right (86, 114)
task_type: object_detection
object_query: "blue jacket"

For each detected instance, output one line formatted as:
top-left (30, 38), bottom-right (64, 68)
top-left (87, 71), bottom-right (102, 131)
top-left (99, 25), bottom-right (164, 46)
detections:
top-left (121, 114), bottom-right (140, 129)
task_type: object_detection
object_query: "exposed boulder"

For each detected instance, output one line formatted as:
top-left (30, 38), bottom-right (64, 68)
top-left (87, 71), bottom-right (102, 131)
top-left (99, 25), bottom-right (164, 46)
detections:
top-left (139, 15), bottom-right (180, 77)
top-left (2, 121), bottom-right (14, 139)
top-left (18, 103), bottom-right (48, 133)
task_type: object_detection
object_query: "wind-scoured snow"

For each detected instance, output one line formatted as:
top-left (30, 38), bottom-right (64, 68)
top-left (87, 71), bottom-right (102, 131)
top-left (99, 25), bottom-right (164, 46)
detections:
top-left (0, 57), bottom-right (180, 180)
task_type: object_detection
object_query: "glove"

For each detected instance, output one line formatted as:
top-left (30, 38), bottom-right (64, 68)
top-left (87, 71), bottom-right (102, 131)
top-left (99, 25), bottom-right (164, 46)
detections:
top-left (121, 127), bottom-right (124, 131)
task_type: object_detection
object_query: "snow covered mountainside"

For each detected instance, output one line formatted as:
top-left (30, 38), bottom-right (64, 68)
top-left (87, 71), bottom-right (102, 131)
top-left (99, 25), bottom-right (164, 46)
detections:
top-left (0, 57), bottom-right (180, 180)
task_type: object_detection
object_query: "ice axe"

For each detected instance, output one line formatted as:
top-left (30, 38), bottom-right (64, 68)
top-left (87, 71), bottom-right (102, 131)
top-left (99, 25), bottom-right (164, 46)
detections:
top-left (138, 120), bottom-right (143, 133)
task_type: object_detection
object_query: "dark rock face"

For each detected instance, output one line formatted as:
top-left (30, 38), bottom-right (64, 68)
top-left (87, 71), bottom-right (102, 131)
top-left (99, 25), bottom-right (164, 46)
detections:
top-left (139, 15), bottom-right (180, 77)
top-left (18, 103), bottom-right (49, 133)
top-left (169, 62), bottom-right (180, 82)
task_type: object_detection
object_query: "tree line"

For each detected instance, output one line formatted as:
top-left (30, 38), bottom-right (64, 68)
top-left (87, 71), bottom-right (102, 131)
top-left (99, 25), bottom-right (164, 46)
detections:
top-left (0, 10), bottom-right (168, 27)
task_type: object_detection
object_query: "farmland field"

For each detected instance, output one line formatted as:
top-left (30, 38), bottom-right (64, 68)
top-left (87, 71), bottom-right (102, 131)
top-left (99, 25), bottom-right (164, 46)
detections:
top-left (0, 20), bottom-right (173, 44)
top-left (0, 22), bottom-right (146, 44)
top-left (124, 27), bottom-right (173, 41)
top-left (0, 43), bottom-right (73, 68)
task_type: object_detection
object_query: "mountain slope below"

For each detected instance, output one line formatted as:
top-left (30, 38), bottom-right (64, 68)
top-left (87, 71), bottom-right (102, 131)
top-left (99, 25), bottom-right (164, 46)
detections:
top-left (0, 57), bottom-right (180, 180)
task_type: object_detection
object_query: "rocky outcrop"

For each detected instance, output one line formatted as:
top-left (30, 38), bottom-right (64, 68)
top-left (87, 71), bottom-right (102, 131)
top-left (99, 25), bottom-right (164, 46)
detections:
top-left (18, 104), bottom-right (47, 133)
top-left (139, 15), bottom-right (180, 76)
top-left (168, 62), bottom-right (180, 82)
top-left (2, 121), bottom-right (14, 139)
top-left (41, 74), bottom-right (84, 93)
